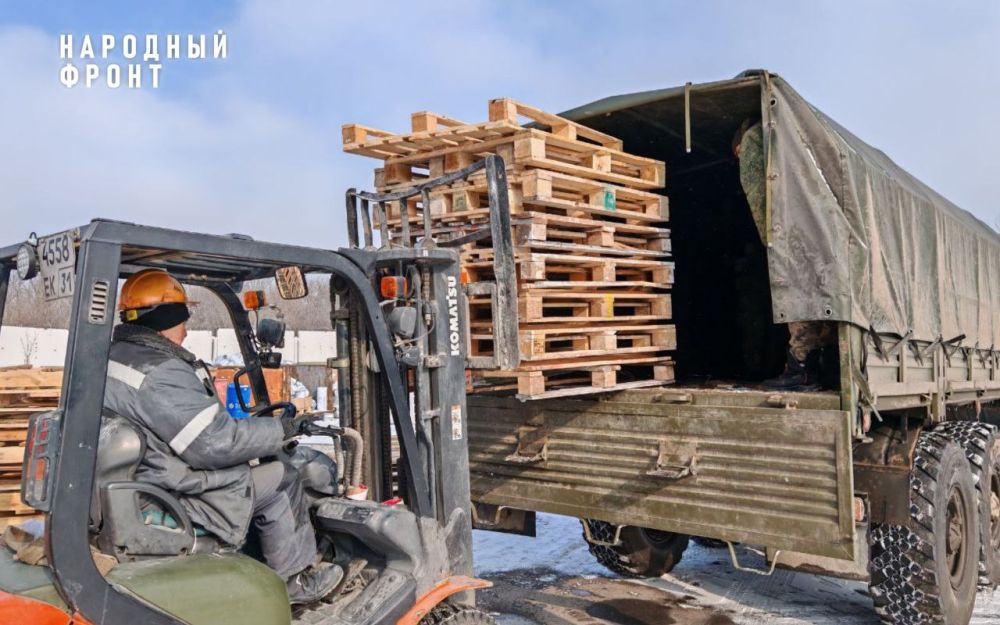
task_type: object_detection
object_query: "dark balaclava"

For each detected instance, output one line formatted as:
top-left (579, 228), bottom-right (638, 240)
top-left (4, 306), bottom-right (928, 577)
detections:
top-left (128, 303), bottom-right (191, 332)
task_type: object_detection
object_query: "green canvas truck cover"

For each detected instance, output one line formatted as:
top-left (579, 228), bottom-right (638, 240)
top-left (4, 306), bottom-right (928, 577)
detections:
top-left (560, 71), bottom-right (1000, 347)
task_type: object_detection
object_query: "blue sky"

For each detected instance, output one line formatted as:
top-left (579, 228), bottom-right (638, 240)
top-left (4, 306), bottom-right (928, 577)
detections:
top-left (1, 1), bottom-right (998, 247)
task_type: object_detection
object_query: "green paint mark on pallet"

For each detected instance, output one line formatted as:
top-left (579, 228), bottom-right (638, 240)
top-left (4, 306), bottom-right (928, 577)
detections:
top-left (603, 188), bottom-right (616, 211)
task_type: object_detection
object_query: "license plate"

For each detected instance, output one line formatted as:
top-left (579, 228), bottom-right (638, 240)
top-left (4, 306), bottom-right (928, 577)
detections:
top-left (38, 230), bottom-right (77, 301)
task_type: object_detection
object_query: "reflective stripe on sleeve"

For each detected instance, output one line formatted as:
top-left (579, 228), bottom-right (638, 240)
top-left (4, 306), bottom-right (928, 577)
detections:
top-left (107, 360), bottom-right (146, 390)
top-left (169, 403), bottom-right (220, 455)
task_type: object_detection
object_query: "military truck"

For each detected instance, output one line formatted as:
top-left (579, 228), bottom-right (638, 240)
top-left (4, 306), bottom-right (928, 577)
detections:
top-left (467, 71), bottom-right (1000, 625)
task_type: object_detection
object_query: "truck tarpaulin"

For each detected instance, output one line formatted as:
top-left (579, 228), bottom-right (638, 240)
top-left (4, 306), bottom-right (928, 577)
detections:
top-left (561, 71), bottom-right (1000, 346)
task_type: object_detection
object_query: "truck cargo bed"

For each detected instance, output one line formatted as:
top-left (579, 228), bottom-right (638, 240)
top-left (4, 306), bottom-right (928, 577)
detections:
top-left (467, 385), bottom-right (856, 561)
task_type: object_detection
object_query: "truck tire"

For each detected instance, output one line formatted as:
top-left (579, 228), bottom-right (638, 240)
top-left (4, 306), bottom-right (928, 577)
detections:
top-left (582, 520), bottom-right (689, 578)
top-left (691, 536), bottom-right (729, 549)
top-left (868, 431), bottom-right (980, 625)
top-left (937, 421), bottom-right (1000, 587)
top-left (420, 603), bottom-right (496, 625)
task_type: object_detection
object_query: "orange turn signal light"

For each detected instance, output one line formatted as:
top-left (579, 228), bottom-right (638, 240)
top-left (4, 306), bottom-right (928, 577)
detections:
top-left (380, 276), bottom-right (408, 299)
top-left (460, 268), bottom-right (471, 285)
top-left (243, 290), bottom-right (267, 310)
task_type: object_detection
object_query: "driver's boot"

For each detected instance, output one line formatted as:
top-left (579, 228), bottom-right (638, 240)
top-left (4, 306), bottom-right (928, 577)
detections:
top-left (763, 349), bottom-right (821, 391)
top-left (287, 562), bottom-right (344, 605)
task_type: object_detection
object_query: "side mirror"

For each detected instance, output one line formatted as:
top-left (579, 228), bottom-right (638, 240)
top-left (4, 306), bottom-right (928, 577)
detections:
top-left (257, 318), bottom-right (286, 349)
top-left (274, 266), bottom-right (308, 300)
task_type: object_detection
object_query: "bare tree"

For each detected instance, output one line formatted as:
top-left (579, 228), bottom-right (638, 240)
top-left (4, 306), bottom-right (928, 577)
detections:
top-left (20, 330), bottom-right (38, 365)
top-left (3, 276), bottom-right (72, 329)
top-left (186, 275), bottom-right (333, 332)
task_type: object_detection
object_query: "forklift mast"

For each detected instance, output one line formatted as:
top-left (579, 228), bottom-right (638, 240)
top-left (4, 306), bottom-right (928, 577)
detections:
top-left (336, 154), bottom-right (517, 523)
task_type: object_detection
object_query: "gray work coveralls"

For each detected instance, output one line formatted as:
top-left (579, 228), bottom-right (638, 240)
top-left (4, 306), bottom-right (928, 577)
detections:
top-left (102, 323), bottom-right (317, 579)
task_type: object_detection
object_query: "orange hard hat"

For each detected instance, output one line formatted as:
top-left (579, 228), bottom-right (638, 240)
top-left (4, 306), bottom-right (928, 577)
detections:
top-left (119, 269), bottom-right (190, 319)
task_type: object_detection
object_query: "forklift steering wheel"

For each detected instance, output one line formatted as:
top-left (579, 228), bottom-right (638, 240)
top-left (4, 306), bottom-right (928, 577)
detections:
top-left (252, 401), bottom-right (297, 419)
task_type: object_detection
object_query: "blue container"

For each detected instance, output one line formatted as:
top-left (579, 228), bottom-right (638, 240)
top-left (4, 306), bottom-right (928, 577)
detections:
top-left (225, 383), bottom-right (252, 419)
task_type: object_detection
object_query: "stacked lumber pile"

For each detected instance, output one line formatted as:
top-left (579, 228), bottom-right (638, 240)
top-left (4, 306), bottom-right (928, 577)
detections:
top-left (343, 99), bottom-right (674, 399)
top-left (0, 366), bottom-right (59, 529)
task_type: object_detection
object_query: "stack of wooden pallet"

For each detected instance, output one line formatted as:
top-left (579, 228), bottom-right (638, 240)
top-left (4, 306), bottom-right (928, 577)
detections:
top-left (343, 99), bottom-right (674, 399)
top-left (0, 366), bottom-right (58, 529)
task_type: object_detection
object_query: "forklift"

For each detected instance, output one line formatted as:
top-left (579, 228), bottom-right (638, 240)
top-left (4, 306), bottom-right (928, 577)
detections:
top-left (0, 156), bottom-right (517, 625)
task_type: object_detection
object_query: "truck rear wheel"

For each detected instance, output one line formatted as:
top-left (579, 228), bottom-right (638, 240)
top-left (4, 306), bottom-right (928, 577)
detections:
top-left (869, 431), bottom-right (980, 625)
top-left (691, 536), bottom-right (729, 549)
top-left (937, 421), bottom-right (1000, 587)
top-left (582, 520), bottom-right (689, 578)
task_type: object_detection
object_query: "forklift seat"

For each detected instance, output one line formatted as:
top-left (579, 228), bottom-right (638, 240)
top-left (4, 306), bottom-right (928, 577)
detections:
top-left (93, 416), bottom-right (219, 558)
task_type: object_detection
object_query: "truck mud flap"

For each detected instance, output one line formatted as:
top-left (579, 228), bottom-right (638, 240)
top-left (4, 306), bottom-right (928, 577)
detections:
top-left (468, 395), bottom-right (855, 560)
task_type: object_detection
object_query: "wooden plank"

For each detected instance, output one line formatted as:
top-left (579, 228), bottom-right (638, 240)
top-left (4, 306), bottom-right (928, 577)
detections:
top-left (411, 111), bottom-right (469, 132)
top-left (0, 447), bottom-right (24, 466)
top-left (0, 492), bottom-right (33, 514)
top-left (487, 98), bottom-right (624, 150)
top-left (495, 353), bottom-right (674, 374)
top-left (0, 430), bottom-right (28, 444)
top-left (0, 367), bottom-right (63, 390)
top-left (0, 513), bottom-right (44, 532)
top-left (512, 378), bottom-right (668, 400)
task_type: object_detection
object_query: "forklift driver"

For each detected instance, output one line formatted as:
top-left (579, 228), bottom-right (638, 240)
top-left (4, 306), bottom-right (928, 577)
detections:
top-left (101, 269), bottom-right (343, 605)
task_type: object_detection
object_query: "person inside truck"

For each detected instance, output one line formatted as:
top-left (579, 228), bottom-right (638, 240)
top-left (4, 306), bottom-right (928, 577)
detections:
top-left (101, 268), bottom-right (343, 604)
top-left (733, 120), bottom-right (835, 390)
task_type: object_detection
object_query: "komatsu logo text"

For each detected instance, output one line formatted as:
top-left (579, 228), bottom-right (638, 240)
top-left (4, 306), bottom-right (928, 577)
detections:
top-left (446, 275), bottom-right (461, 356)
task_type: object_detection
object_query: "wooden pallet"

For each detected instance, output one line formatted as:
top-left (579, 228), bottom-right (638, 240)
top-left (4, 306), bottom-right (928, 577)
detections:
top-left (346, 96), bottom-right (629, 156)
top-left (349, 121), bottom-right (664, 191)
top-left (475, 354), bottom-right (674, 398)
top-left (513, 212), bottom-right (670, 255)
top-left (496, 290), bottom-right (672, 323)
top-left (380, 168), bottom-right (668, 226)
top-left (462, 252), bottom-right (672, 290)
top-left (0, 422), bottom-right (28, 444)
top-left (481, 251), bottom-right (672, 288)
top-left (470, 323), bottom-right (676, 363)
top-left (386, 214), bottom-right (670, 263)
top-left (0, 367), bottom-right (58, 519)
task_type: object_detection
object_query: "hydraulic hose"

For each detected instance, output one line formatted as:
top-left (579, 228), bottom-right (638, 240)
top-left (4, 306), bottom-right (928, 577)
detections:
top-left (340, 427), bottom-right (364, 489)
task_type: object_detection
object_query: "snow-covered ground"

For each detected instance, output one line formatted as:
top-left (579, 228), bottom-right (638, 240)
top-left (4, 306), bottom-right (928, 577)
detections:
top-left (473, 513), bottom-right (1000, 625)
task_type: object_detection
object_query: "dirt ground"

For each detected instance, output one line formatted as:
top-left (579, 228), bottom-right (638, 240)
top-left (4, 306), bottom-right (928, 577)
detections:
top-left (473, 514), bottom-right (1000, 625)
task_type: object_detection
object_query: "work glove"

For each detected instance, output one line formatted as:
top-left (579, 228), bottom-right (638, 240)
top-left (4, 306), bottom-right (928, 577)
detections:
top-left (280, 413), bottom-right (314, 440)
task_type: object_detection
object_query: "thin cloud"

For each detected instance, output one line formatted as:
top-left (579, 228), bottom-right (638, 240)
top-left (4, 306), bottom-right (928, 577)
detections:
top-left (0, 2), bottom-right (997, 249)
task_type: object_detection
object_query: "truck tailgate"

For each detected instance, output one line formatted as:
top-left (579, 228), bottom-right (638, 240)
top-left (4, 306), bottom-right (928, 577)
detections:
top-left (468, 393), bottom-right (855, 560)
